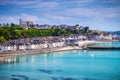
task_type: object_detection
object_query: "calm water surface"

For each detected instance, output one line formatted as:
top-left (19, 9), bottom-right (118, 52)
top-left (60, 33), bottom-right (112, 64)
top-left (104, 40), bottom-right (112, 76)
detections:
top-left (0, 42), bottom-right (120, 80)
top-left (88, 41), bottom-right (120, 47)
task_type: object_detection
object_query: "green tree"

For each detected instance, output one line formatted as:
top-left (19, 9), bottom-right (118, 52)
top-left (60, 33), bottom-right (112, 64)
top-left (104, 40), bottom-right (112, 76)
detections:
top-left (52, 28), bottom-right (70, 36)
top-left (0, 36), bottom-right (6, 43)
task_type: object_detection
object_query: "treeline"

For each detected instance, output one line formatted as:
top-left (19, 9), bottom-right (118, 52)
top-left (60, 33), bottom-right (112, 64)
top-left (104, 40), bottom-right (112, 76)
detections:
top-left (0, 25), bottom-right (98, 43)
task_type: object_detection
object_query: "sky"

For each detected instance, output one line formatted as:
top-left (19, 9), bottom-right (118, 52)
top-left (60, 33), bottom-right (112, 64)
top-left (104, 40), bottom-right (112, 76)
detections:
top-left (0, 0), bottom-right (120, 31)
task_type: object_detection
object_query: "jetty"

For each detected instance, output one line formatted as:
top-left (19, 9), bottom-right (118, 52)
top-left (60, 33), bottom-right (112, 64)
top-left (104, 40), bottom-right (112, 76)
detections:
top-left (87, 46), bottom-right (120, 50)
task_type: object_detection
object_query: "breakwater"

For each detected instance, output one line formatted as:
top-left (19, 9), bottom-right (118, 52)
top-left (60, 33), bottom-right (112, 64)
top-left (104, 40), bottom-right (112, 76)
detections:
top-left (87, 46), bottom-right (120, 50)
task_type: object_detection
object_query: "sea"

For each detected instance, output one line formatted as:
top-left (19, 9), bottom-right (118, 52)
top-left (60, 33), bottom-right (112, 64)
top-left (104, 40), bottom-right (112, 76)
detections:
top-left (114, 32), bottom-right (120, 37)
top-left (0, 42), bottom-right (120, 80)
top-left (116, 33), bottom-right (120, 37)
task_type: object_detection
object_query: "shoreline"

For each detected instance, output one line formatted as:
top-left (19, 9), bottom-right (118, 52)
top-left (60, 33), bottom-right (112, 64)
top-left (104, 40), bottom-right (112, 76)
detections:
top-left (0, 40), bottom-right (116, 62)
top-left (0, 46), bottom-right (83, 62)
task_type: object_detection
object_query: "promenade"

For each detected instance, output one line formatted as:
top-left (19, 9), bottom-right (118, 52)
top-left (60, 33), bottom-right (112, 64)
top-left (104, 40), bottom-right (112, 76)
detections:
top-left (0, 34), bottom-right (119, 62)
top-left (0, 40), bottom-right (99, 62)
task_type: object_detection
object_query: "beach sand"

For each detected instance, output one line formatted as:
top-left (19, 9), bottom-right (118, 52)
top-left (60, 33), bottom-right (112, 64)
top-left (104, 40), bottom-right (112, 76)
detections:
top-left (0, 40), bottom-right (99, 62)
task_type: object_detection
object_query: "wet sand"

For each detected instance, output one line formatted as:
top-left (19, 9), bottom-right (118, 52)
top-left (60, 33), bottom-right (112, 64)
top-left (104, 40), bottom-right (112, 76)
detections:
top-left (0, 40), bottom-right (101, 62)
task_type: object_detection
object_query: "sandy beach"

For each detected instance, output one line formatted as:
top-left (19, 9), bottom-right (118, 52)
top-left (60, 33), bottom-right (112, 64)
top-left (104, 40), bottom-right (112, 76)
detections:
top-left (0, 40), bottom-right (101, 62)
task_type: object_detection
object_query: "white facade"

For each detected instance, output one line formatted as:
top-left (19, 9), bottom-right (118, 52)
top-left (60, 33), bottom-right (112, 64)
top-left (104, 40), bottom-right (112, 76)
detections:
top-left (19, 45), bottom-right (26, 50)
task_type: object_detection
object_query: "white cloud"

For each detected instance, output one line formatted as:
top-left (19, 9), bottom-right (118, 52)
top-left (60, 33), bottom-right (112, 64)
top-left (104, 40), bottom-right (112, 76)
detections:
top-left (20, 13), bottom-right (38, 22)
top-left (38, 5), bottom-right (120, 27)
top-left (106, 13), bottom-right (120, 18)
top-left (0, 16), bottom-right (18, 23)
top-left (75, 0), bottom-right (95, 3)
top-left (52, 16), bottom-right (67, 21)
top-left (0, 0), bottom-right (60, 8)
top-left (0, 14), bottom-right (39, 24)
top-left (100, 0), bottom-right (120, 4)
top-left (47, 6), bottom-right (120, 19)
top-left (0, 0), bottom-right (36, 5)
top-left (15, 1), bottom-right (36, 5)
top-left (24, 1), bottom-right (59, 8)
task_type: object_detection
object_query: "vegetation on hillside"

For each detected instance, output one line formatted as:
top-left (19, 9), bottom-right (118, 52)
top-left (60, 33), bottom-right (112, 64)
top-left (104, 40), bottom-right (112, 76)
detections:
top-left (0, 25), bottom-right (99, 43)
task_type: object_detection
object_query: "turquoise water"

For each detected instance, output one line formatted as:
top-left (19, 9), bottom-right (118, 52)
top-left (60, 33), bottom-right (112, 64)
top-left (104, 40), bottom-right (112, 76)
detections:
top-left (116, 33), bottom-right (120, 37)
top-left (88, 42), bottom-right (120, 47)
top-left (0, 42), bottom-right (120, 80)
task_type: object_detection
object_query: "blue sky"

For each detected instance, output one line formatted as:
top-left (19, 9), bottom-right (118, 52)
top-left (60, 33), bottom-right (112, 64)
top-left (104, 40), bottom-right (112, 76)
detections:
top-left (0, 0), bottom-right (120, 31)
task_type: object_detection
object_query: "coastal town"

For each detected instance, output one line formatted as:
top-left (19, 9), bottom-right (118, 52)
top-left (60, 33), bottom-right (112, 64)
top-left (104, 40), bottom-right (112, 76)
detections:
top-left (0, 0), bottom-right (120, 79)
top-left (0, 19), bottom-right (120, 53)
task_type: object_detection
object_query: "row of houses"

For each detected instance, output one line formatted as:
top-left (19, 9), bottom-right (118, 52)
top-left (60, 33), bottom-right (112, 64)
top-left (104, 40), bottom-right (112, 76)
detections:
top-left (0, 34), bottom-right (118, 52)
top-left (0, 35), bottom-right (86, 51)
top-left (2, 41), bottom-right (65, 51)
